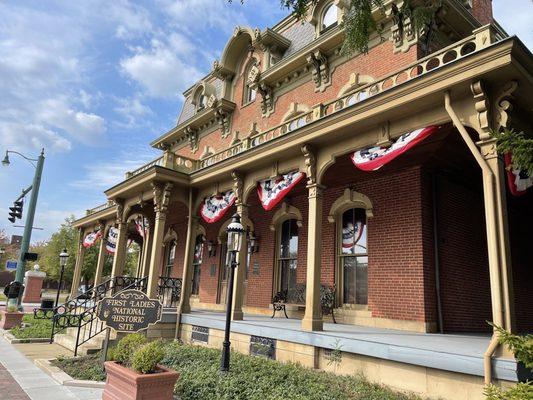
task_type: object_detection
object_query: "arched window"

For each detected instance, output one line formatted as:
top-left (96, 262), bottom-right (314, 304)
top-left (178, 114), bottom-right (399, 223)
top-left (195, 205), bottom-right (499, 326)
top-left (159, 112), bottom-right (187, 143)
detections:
top-left (197, 92), bottom-right (206, 111)
top-left (339, 208), bottom-right (368, 305)
top-left (278, 219), bottom-right (298, 292)
top-left (321, 4), bottom-right (338, 32)
top-left (164, 240), bottom-right (176, 277)
top-left (243, 60), bottom-right (258, 105)
top-left (191, 235), bottom-right (204, 295)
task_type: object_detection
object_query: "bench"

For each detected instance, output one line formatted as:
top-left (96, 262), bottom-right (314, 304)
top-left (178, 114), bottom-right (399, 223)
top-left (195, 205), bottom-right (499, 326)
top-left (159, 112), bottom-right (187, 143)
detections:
top-left (271, 283), bottom-right (336, 323)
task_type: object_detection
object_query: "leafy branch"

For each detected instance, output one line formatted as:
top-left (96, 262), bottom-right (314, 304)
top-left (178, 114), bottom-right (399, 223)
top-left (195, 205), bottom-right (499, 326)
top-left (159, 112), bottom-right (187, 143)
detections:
top-left (490, 129), bottom-right (533, 176)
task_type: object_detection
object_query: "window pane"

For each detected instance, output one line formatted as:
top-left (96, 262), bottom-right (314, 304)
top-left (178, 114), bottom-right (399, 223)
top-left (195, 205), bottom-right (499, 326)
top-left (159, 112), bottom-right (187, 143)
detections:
top-left (191, 264), bottom-right (201, 295)
top-left (342, 208), bottom-right (367, 255)
top-left (343, 256), bottom-right (368, 305)
top-left (280, 219), bottom-right (298, 258)
top-left (248, 87), bottom-right (256, 103)
top-left (167, 241), bottom-right (176, 266)
top-left (280, 259), bottom-right (297, 292)
top-left (322, 4), bottom-right (338, 30)
top-left (193, 236), bottom-right (203, 264)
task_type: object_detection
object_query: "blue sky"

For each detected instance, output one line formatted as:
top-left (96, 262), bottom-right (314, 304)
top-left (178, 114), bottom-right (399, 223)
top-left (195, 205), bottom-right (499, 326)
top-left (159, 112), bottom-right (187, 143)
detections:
top-left (0, 0), bottom-right (531, 243)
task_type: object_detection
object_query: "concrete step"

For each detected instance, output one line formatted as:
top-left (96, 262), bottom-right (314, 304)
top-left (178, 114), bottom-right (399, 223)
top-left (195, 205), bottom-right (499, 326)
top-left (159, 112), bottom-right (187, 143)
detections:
top-left (54, 325), bottom-right (114, 355)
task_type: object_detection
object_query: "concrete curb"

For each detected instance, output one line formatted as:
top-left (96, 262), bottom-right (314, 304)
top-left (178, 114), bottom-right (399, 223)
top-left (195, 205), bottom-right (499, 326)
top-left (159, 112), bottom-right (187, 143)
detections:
top-left (0, 328), bottom-right (50, 344)
top-left (34, 358), bottom-right (106, 389)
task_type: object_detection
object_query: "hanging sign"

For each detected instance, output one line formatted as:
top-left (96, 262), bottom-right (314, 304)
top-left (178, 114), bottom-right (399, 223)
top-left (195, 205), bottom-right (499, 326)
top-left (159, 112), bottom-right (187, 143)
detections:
top-left (83, 230), bottom-right (102, 248)
top-left (505, 153), bottom-right (532, 196)
top-left (351, 126), bottom-right (440, 171)
top-left (342, 221), bottom-right (364, 254)
top-left (257, 171), bottom-right (305, 211)
top-left (200, 190), bottom-right (236, 223)
top-left (106, 227), bottom-right (119, 254)
top-left (97, 289), bottom-right (162, 333)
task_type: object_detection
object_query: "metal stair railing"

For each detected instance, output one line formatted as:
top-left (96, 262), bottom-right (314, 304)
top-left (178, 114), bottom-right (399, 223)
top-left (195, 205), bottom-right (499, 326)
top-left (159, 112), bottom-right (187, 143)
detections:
top-left (72, 276), bottom-right (148, 356)
top-left (158, 276), bottom-right (182, 308)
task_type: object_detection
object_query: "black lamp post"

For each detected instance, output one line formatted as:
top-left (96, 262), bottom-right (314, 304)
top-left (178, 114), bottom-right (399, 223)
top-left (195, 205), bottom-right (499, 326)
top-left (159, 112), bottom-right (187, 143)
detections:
top-left (55, 249), bottom-right (69, 307)
top-left (220, 213), bottom-right (244, 373)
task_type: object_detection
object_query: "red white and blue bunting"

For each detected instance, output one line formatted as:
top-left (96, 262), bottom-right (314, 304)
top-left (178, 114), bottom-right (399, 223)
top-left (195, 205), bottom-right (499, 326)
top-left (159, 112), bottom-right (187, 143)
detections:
top-left (505, 153), bottom-right (532, 196)
top-left (257, 171), bottom-right (305, 211)
top-left (351, 126), bottom-right (440, 171)
top-left (106, 227), bottom-right (119, 254)
top-left (200, 190), bottom-right (236, 223)
top-left (134, 216), bottom-right (148, 238)
top-left (342, 221), bottom-right (364, 254)
top-left (83, 230), bottom-right (102, 248)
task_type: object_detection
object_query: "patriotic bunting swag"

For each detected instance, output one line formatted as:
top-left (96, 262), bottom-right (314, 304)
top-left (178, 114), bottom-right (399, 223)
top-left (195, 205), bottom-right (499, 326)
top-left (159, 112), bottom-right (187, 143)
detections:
top-left (257, 171), bottom-right (305, 211)
top-left (351, 126), bottom-right (440, 171)
top-left (83, 230), bottom-right (102, 248)
top-left (200, 191), bottom-right (236, 223)
top-left (505, 153), bottom-right (533, 196)
top-left (342, 221), bottom-right (364, 254)
top-left (106, 227), bottom-right (119, 254)
top-left (134, 216), bottom-right (148, 238)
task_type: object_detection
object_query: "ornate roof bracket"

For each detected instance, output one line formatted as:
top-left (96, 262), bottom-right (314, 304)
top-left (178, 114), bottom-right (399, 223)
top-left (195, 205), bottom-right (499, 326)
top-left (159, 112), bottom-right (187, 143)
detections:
top-left (493, 80), bottom-right (518, 131)
top-left (184, 126), bottom-right (199, 153)
top-left (471, 80), bottom-right (491, 140)
top-left (258, 82), bottom-right (274, 117)
top-left (306, 49), bottom-right (330, 92)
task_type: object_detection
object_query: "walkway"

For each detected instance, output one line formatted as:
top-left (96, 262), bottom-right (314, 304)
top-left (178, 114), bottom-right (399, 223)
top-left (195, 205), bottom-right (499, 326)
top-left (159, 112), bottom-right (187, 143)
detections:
top-left (0, 336), bottom-right (103, 400)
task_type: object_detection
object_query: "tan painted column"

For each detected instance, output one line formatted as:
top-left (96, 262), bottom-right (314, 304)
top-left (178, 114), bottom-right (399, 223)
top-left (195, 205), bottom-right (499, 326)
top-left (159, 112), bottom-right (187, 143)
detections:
top-left (178, 189), bottom-right (197, 315)
top-left (110, 221), bottom-right (128, 279)
top-left (70, 229), bottom-right (85, 298)
top-left (140, 225), bottom-right (154, 278)
top-left (93, 222), bottom-right (107, 287)
top-left (302, 183), bottom-right (324, 331)
top-left (146, 182), bottom-right (173, 299)
top-left (480, 140), bottom-right (515, 331)
top-left (231, 203), bottom-right (248, 321)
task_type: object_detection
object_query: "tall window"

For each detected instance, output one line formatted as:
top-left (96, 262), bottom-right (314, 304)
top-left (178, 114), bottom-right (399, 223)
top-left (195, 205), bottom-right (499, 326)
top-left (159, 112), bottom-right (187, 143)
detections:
top-left (243, 61), bottom-right (257, 105)
top-left (191, 235), bottom-right (204, 295)
top-left (339, 208), bottom-right (368, 304)
top-left (164, 240), bottom-right (176, 277)
top-left (321, 4), bottom-right (338, 31)
top-left (278, 219), bottom-right (298, 292)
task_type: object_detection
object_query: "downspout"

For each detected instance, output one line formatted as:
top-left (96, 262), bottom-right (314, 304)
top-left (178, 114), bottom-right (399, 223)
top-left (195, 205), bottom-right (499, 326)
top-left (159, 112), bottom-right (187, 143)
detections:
top-left (431, 173), bottom-right (444, 334)
top-left (444, 91), bottom-right (504, 384)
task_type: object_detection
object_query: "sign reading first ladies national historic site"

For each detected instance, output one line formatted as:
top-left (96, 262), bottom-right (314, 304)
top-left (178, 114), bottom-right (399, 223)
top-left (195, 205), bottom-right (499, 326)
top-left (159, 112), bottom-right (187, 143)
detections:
top-left (97, 289), bottom-right (162, 333)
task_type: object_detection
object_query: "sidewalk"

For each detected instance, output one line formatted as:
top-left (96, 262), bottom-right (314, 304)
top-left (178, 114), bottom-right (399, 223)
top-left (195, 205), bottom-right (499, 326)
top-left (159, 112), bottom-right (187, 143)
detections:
top-left (0, 336), bottom-right (103, 400)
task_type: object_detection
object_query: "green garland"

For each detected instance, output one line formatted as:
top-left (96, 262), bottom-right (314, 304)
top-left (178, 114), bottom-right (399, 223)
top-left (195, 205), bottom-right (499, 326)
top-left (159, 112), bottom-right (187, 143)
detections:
top-left (491, 129), bottom-right (533, 176)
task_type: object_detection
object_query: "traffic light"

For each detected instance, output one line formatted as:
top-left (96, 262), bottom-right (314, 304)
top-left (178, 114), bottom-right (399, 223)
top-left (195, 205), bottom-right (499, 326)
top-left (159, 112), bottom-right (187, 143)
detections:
top-left (8, 200), bottom-right (23, 223)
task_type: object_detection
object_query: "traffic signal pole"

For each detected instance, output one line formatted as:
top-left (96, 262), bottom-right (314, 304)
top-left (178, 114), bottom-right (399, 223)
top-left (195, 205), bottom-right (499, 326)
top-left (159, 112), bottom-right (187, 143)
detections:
top-left (12, 149), bottom-right (45, 306)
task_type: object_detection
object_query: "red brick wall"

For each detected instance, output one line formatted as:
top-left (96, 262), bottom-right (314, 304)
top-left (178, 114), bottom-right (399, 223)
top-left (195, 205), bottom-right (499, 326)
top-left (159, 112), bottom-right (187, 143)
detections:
top-left (436, 175), bottom-right (492, 333)
top-left (472, 0), bottom-right (493, 25)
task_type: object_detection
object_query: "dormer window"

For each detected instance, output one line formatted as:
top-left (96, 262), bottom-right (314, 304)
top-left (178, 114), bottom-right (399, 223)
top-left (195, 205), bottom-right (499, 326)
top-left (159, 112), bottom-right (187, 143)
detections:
top-left (246, 86), bottom-right (256, 103)
top-left (321, 4), bottom-right (338, 32)
top-left (243, 59), bottom-right (259, 106)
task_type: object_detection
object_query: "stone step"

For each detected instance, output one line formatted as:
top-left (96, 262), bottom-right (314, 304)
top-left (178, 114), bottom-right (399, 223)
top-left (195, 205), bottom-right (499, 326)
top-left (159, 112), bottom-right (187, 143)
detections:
top-left (54, 326), bottom-right (114, 355)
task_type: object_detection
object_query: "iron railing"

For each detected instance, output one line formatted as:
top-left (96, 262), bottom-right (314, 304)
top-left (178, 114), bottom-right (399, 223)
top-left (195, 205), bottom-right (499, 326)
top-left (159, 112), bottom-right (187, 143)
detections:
top-left (158, 276), bottom-right (182, 308)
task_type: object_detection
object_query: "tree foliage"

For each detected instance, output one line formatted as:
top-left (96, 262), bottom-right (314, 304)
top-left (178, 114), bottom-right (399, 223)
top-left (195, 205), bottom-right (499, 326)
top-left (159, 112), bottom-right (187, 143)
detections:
top-left (491, 129), bottom-right (533, 176)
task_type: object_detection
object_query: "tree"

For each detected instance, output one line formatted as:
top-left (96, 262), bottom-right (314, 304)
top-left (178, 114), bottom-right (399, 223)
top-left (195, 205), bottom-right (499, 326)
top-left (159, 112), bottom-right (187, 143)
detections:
top-left (232, 0), bottom-right (441, 54)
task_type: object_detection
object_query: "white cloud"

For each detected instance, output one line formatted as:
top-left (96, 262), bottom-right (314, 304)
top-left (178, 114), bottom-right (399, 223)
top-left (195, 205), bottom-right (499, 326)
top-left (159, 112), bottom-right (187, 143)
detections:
top-left (0, 122), bottom-right (72, 153)
top-left (120, 38), bottom-right (203, 97)
top-left (114, 95), bottom-right (154, 127)
top-left (108, 0), bottom-right (154, 40)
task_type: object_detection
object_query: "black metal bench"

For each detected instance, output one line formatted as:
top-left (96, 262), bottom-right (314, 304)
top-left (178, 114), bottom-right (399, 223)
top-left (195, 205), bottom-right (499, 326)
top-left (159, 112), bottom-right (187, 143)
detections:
top-left (271, 283), bottom-right (336, 323)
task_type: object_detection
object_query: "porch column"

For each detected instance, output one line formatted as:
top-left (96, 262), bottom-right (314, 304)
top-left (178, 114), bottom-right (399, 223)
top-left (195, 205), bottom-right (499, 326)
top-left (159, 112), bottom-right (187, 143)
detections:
top-left (140, 224), bottom-right (154, 278)
top-left (178, 189), bottom-right (197, 315)
top-left (110, 221), bottom-right (128, 279)
top-left (93, 222), bottom-right (107, 286)
top-left (302, 183), bottom-right (325, 331)
top-left (231, 203), bottom-right (248, 321)
top-left (480, 139), bottom-right (515, 331)
top-left (301, 145), bottom-right (323, 331)
top-left (70, 228), bottom-right (85, 298)
top-left (147, 182), bottom-right (173, 299)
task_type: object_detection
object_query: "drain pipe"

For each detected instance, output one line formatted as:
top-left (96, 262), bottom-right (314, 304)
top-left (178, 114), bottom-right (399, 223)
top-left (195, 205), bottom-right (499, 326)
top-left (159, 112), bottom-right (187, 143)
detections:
top-left (444, 91), bottom-right (505, 384)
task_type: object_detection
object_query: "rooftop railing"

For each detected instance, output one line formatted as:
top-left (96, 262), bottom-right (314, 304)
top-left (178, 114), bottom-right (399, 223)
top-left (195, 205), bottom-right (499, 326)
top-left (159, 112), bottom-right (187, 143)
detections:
top-left (85, 200), bottom-right (116, 216)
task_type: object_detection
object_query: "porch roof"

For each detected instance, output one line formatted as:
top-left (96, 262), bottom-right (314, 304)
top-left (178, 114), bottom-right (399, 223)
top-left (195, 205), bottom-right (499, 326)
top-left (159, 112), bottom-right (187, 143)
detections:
top-left (178, 310), bottom-right (525, 383)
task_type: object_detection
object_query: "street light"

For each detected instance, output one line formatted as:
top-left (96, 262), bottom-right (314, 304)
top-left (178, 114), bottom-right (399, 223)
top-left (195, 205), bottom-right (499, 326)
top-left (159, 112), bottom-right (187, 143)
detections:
top-left (220, 213), bottom-right (245, 373)
top-left (3, 149), bottom-right (45, 308)
top-left (55, 249), bottom-right (69, 308)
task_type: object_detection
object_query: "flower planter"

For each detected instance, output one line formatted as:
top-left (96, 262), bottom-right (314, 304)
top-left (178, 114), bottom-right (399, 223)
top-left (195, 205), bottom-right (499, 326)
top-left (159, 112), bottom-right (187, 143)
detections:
top-left (0, 310), bottom-right (23, 330)
top-left (103, 361), bottom-right (179, 400)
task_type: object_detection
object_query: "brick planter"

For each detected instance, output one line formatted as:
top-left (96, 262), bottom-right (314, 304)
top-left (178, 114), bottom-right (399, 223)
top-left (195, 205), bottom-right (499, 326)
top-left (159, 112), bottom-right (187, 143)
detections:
top-left (103, 361), bottom-right (179, 400)
top-left (0, 310), bottom-right (23, 330)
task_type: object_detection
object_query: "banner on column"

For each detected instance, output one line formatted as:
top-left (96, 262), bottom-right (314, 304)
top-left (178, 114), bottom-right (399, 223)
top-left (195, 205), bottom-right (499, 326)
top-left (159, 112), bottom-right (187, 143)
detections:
top-left (505, 153), bottom-right (533, 196)
top-left (257, 171), bottom-right (305, 211)
top-left (83, 229), bottom-right (102, 248)
top-left (106, 227), bottom-right (119, 254)
top-left (351, 126), bottom-right (440, 171)
top-left (200, 190), bottom-right (236, 223)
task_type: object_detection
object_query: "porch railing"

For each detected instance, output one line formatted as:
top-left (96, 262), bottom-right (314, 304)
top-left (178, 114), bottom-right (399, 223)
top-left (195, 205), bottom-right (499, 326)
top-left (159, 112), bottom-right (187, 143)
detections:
top-left (85, 200), bottom-right (115, 216)
top-left (158, 276), bottom-right (182, 308)
top-left (125, 156), bottom-right (165, 179)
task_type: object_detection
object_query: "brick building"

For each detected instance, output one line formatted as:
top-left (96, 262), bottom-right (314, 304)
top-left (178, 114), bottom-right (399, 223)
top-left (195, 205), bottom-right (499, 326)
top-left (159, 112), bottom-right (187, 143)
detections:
top-left (64, 1), bottom-right (532, 398)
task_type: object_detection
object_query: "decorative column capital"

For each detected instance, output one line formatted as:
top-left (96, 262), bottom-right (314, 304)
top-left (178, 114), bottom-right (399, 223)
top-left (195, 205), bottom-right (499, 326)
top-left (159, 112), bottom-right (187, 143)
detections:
top-left (97, 219), bottom-right (106, 232)
top-left (152, 182), bottom-right (173, 220)
top-left (307, 183), bottom-right (325, 199)
top-left (115, 199), bottom-right (125, 225)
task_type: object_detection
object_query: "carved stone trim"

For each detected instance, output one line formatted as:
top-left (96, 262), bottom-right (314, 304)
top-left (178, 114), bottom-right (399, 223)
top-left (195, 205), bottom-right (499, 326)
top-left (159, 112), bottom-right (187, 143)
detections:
top-left (328, 188), bottom-right (374, 223)
top-left (257, 82), bottom-right (274, 116)
top-left (269, 202), bottom-right (303, 231)
top-left (185, 126), bottom-right (199, 152)
top-left (471, 80), bottom-right (491, 140)
top-left (306, 50), bottom-right (330, 92)
top-left (301, 144), bottom-right (316, 185)
top-left (493, 80), bottom-right (518, 131)
top-left (152, 182), bottom-right (173, 217)
top-left (232, 170), bottom-right (244, 204)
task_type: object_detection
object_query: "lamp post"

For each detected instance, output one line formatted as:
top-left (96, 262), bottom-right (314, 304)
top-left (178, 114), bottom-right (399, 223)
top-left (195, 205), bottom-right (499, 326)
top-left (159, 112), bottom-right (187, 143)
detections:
top-left (220, 213), bottom-right (244, 373)
top-left (3, 149), bottom-right (45, 308)
top-left (55, 249), bottom-right (69, 308)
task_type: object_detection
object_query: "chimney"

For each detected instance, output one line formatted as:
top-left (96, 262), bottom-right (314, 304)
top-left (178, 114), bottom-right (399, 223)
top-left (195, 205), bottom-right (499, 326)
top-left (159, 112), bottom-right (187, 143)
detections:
top-left (471, 0), bottom-right (493, 25)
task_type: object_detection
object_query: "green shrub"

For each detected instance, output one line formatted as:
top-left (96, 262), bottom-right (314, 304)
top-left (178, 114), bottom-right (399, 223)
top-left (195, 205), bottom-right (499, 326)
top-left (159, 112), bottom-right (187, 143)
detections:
top-left (131, 341), bottom-right (165, 374)
top-left (6, 305), bottom-right (18, 312)
top-left (109, 333), bottom-right (147, 367)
